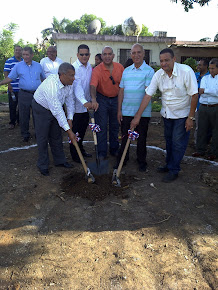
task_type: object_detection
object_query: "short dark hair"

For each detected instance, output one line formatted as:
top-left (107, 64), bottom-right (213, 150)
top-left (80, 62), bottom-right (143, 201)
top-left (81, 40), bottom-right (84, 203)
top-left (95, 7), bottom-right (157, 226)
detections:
top-left (95, 53), bottom-right (102, 60)
top-left (58, 62), bottom-right (75, 75)
top-left (160, 48), bottom-right (174, 58)
top-left (78, 44), bottom-right (89, 53)
top-left (199, 58), bottom-right (209, 67)
top-left (23, 47), bottom-right (33, 54)
top-left (209, 58), bottom-right (218, 68)
top-left (14, 45), bottom-right (22, 50)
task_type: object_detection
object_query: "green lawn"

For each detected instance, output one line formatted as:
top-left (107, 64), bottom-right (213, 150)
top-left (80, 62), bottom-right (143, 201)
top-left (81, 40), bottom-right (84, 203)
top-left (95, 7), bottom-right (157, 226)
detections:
top-left (0, 86), bottom-right (8, 102)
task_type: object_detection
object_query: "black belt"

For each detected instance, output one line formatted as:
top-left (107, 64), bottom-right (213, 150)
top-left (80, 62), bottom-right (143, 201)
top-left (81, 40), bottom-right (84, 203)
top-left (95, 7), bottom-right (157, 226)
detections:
top-left (21, 89), bottom-right (36, 94)
top-left (201, 103), bottom-right (218, 107)
top-left (97, 92), bottom-right (117, 98)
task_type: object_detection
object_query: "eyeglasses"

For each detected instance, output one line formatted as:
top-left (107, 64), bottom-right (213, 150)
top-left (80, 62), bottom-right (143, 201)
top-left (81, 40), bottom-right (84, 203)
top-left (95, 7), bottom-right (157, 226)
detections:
top-left (109, 75), bottom-right (115, 85)
top-left (79, 53), bottom-right (89, 57)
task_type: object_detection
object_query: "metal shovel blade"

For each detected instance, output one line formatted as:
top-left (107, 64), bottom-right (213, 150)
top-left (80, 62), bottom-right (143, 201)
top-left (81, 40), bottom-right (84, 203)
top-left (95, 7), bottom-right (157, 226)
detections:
top-left (88, 159), bottom-right (109, 175)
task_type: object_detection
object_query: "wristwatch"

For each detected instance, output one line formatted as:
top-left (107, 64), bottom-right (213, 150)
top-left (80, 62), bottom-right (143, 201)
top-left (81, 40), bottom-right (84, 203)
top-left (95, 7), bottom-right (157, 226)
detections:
top-left (188, 116), bottom-right (195, 121)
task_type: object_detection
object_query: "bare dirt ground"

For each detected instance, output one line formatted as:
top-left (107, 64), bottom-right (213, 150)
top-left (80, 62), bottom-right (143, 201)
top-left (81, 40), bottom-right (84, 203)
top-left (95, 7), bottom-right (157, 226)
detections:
top-left (0, 105), bottom-right (218, 290)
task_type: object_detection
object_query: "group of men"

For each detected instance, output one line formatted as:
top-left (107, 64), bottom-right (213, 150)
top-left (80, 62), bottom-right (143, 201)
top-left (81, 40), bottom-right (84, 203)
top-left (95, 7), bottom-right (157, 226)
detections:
top-left (0, 43), bottom-right (217, 182)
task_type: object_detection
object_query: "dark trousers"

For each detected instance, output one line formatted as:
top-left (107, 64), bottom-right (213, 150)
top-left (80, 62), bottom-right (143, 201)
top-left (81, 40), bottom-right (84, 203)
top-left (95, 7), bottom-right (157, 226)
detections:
top-left (70, 112), bottom-right (89, 159)
top-left (197, 104), bottom-right (218, 156)
top-left (32, 99), bottom-right (66, 170)
top-left (8, 91), bottom-right (19, 125)
top-left (163, 117), bottom-right (190, 174)
top-left (18, 90), bottom-right (34, 138)
top-left (117, 116), bottom-right (150, 165)
top-left (94, 93), bottom-right (119, 157)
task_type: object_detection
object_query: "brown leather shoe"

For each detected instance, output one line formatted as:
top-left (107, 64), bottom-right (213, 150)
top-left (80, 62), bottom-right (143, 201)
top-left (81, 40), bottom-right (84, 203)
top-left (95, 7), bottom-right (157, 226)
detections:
top-left (192, 152), bottom-right (205, 157)
top-left (207, 155), bottom-right (217, 161)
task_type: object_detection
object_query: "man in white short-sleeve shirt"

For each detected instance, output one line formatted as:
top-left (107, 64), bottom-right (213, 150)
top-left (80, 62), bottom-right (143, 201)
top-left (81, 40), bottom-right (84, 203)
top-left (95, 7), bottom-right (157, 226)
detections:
top-left (131, 48), bottom-right (198, 183)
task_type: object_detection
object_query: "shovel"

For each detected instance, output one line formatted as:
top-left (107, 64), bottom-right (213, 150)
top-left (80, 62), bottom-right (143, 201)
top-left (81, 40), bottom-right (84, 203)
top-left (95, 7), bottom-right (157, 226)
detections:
top-left (72, 139), bottom-right (95, 183)
top-left (88, 110), bottom-right (109, 175)
top-left (112, 129), bottom-right (138, 187)
top-left (112, 137), bottom-right (131, 187)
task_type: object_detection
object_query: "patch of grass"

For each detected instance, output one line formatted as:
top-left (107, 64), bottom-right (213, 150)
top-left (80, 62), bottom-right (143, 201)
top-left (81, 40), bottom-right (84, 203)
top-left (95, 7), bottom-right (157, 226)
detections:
top-left (0, 85), bottom-right (8, 103)
top-left (0, 93), bottom-right (8, 103)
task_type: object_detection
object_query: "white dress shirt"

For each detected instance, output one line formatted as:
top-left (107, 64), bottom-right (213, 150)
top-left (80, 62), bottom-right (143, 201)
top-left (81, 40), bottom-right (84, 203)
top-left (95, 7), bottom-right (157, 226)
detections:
top-left (40, 57), bottom-right (63, 78)
top-left (200, 74), bottom-right (218, 105)
top-left (146, 62), bottom-right (198, 119)
top-left (73, 59), bottom-right (92, 113)
top-left (33, 74), bottom-right (75, 131)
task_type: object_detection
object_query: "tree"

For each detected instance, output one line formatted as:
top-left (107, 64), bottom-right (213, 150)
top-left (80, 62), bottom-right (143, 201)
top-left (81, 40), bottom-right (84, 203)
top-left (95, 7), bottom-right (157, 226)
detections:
top-left (171, 0), bottom-right (211, 12)
top-left (214, 33), bottom-right (218, 42)
top-left (183, 57), bottom-right (197, 71)
top-left (140, 25), bottom-right (153, 37)
top-left (65, 14), bottom-right (106, 34)
top-left (41, 16), bottom-right (71, 41)
top-left (0, 23), bottom-right (18, 79)
top-left (41, 14), bottom-right (153, 40)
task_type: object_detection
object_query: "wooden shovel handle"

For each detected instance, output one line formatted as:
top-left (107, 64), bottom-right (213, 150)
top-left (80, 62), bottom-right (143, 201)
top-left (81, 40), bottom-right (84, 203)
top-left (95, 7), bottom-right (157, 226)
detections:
top-left (90, 117), bottom-right (98, 146)
top-left (72, 140), bottom-right (88, 174)
top-left (116, 137), bottom-right (131, 178)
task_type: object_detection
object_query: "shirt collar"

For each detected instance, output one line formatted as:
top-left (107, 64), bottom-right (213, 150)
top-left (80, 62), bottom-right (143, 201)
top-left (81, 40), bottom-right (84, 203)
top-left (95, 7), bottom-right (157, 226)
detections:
top-left (76, 58), bottom-right (89, 68)
top-left (131, 61), bottom-right (146, 70)
top-left (161, 62), bottom-right (177, 77)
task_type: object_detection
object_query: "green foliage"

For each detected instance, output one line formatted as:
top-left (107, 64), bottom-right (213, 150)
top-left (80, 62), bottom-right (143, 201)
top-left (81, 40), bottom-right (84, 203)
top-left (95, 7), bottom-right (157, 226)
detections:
top-left (183, 57), bottom-right (197, 71)
top-left (140, 25), bottom-right (153, 37)
top-left (171, 0), bottom-right (211, 12)
top-left (41, 14), bottom-right (153, 41)
top-left (152, 101), bottom-right (162, 112)
top-left (66, 14), bottom-right (106, 34)
top-left (0, 23), bottom-right (18, 79)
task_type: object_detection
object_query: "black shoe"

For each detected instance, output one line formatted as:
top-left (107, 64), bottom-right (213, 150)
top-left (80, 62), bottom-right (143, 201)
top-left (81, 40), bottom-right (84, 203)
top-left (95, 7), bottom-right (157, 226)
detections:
top-left (139, 163), bottom-right (147, 172)
top-left (82, 151), bottom-right (92, 158)
top-left (72, 156), bottom-right (81, 163)
top-left (23, 137), bottom-right (29, 142)
top-left (110, 151), bottom-right (119, 157)
top-left (162, 172), bottom-right (178, 183)
top-left (56, 162), bottom-right (73, 168)
top-left (39, 169), bottom-right (49, 176)
top-left (157, 165), bottom-right (169, 173)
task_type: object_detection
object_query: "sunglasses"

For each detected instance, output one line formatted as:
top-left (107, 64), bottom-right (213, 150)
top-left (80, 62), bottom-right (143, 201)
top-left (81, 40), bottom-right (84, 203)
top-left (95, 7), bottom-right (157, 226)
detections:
top-left (79, 53), bottom-right (89, 56)
top-left (109, 75), bottom-right (115, 85)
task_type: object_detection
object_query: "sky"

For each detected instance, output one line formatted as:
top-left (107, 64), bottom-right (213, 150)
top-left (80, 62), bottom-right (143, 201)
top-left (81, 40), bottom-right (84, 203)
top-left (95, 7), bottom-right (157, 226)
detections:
top-left (1, 0), bottom-right (217, 43)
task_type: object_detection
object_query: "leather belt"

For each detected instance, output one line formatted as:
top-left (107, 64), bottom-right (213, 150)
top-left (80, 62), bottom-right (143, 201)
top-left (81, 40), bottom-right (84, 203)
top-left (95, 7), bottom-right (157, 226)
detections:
top-left (201, 103), bottom-right (218, 107)
top-left (21, 89), bottom-right (36, 94)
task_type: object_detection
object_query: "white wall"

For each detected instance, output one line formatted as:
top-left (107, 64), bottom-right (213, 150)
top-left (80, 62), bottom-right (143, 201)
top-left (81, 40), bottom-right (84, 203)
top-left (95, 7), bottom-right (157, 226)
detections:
top-left (55, 39), bottom-right (170, 66)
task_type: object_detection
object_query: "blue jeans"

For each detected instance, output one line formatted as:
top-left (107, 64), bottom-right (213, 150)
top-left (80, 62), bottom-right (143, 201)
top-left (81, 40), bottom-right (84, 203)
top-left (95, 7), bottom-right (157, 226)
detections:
top-left (94, 93), bottom-right (119, 157)
top-left (163, 117), bottom-right (190, 174)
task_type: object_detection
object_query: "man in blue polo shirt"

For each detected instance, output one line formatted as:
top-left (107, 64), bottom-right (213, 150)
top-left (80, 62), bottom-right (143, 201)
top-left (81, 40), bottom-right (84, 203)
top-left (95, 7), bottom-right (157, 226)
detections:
top-left (115, 43), bottom-right (154, 171)
top-left (0, 47), bottom-right (46, 141)
top-left (4, 45), bottom-right (23, 129)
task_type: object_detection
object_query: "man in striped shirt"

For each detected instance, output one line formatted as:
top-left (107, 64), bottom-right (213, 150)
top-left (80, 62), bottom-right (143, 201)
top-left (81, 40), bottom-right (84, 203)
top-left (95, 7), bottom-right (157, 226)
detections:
top-left (4, 45), bottom-right (23, 129)
top-left (115, 43), bottom-right (154, 172)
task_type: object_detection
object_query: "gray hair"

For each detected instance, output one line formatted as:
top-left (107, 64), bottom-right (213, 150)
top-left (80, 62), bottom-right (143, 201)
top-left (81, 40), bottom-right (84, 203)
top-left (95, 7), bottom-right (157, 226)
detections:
top-left (58, 62), bottom-right (75, 75)
top-left (210, 58), bottom-right (218, 68)
top-left (131, 43), bottom-right (144, 53)
top-left (102, 46), bottom-right (113, 54)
